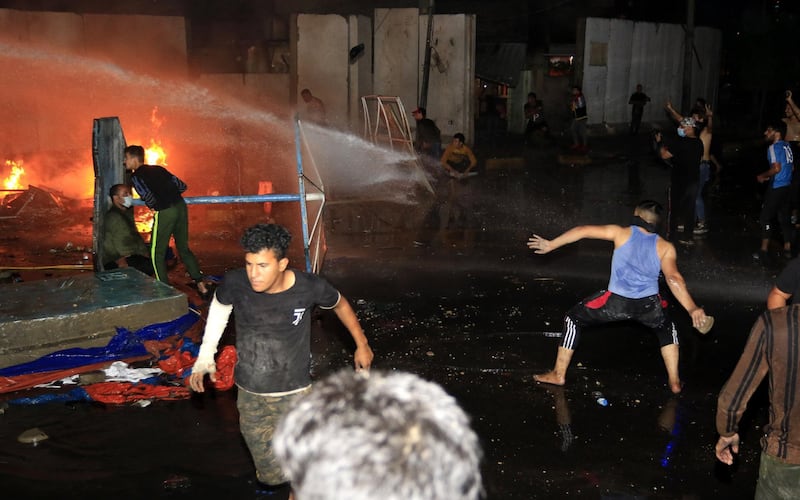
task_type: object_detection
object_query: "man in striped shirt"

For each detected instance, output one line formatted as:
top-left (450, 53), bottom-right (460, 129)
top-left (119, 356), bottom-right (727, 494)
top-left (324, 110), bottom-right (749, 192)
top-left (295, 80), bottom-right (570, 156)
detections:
top-left (715, 306), bottom-right (800, 498)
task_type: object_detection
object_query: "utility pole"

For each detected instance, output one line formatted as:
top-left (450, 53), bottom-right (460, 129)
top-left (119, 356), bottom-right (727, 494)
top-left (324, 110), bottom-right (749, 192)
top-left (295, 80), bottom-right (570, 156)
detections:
top-left (681, 0), bottom-right (695, 113)
top-left (419, 0), bottom-right (435, 109)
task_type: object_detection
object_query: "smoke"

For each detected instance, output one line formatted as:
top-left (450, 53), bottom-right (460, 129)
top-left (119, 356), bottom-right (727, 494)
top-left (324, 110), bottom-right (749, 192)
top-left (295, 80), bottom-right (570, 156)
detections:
top-left (0, 32), bottom-right (432, 207)
top-left (0, 33), bottom-right (300, 200)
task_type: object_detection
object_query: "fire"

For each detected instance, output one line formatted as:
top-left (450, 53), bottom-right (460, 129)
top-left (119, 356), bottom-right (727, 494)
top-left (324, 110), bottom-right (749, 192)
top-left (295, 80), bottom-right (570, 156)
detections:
top-left (144, 106), bottom-right (167, 165)
top-left (3, 160), bottom-right (26, 190)
top-left (134, 210), bottom-right (154, 236)
top-left (145, 139), bottom-right (167, 166)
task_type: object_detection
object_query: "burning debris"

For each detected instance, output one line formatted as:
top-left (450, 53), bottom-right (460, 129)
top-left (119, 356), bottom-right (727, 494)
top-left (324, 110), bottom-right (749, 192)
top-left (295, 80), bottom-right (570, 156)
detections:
top-left (1, 184), bottom-right (67, 219)
top-left (1, 156), bottom-right (94, 223)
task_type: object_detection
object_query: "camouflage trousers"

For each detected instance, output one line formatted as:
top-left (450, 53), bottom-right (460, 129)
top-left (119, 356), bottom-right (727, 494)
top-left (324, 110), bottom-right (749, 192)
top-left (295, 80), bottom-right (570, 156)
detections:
top-left (756, 451), bottom-right (800, 500)
top-left (237, 385), bottom-right (311, 485)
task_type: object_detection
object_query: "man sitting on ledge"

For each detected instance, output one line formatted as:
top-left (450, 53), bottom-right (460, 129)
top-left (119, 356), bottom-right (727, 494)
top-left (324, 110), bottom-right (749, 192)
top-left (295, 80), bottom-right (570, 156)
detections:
top-left (103, 183), bottom-right (153, 276)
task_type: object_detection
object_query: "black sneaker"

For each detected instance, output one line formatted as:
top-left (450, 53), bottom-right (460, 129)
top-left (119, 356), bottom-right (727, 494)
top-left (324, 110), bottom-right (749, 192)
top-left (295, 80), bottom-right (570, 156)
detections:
top-left (677, 238), bottom-right (695, 246)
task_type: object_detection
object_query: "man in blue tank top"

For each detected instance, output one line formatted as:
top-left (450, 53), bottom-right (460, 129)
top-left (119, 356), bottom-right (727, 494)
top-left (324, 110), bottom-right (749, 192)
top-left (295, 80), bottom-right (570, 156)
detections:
top-left (526, 200), bottom-right (709, 394)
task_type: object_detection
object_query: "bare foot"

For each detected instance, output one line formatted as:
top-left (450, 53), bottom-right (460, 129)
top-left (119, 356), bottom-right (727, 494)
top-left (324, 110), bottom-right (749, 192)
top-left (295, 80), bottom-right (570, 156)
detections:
top-left (533, 371), bottom-right (565, 386)
top-left (669, 380), bottom-right (683, 394)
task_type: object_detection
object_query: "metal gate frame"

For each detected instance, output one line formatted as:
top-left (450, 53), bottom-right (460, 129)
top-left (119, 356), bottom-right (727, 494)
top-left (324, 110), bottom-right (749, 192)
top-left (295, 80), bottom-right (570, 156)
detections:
top-left (360, 95), bottom-right (434, 194)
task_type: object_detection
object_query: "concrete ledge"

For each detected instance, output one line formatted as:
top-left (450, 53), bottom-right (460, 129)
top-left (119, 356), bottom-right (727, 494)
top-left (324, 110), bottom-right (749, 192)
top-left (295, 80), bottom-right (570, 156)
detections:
top-left (0, 268), bottom-right (187, 368)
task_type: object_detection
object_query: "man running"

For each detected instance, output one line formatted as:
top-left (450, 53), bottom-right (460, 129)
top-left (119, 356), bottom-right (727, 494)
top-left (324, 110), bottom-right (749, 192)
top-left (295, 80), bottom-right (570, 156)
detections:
top-left (527, 200), bottom-right (708, 394)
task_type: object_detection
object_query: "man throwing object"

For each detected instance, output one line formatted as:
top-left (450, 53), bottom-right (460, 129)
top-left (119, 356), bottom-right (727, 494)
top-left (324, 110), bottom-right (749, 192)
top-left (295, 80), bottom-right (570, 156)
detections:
top-left (527, 200), bottom-right (708, 394)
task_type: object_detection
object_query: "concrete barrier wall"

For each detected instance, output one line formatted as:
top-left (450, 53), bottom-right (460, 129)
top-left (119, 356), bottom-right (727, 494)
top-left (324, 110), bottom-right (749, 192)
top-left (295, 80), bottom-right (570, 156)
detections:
top-left (295, 14), bottom-right (349, 129)
top-left (421, 13), bottom-right (476, 143)
top-left (580, 17), bottom-right (721, 126)
top-left (349, 15), bottom-right (373, 131)
top-left (374, 8), bottom-right (420, 122)
top-left (374, 8), bottom-right (476, 144)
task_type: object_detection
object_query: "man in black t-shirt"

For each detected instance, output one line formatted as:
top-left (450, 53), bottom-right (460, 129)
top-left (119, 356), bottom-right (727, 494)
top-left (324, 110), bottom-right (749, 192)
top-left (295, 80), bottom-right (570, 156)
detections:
top-left (659, 117), bottom-right (703, 244)
top-left (189, 224), bottom-right (373, 494)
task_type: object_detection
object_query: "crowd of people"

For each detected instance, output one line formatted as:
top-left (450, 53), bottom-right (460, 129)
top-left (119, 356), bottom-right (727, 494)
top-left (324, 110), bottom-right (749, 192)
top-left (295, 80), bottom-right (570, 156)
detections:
top-left (95, 87), bottom-right (800, 499)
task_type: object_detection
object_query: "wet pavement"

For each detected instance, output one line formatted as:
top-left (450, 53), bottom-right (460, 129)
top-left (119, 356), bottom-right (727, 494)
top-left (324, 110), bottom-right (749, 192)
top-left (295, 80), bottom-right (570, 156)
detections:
top-left (0, 130), bottom-right (786, 499)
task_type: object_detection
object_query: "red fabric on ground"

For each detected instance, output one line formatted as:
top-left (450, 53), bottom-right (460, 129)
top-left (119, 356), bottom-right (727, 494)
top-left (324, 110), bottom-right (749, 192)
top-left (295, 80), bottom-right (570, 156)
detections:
top-left (84, 381), bottom-right (191, 403)
top-left (0, 356), bottom-right (151, 395)
top-left (82, 346), bottom-right (236, 404)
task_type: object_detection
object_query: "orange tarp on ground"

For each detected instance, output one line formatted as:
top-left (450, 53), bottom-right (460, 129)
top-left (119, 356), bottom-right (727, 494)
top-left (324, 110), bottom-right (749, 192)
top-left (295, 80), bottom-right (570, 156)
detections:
top-left (0, 356), bottom-right (151, 395)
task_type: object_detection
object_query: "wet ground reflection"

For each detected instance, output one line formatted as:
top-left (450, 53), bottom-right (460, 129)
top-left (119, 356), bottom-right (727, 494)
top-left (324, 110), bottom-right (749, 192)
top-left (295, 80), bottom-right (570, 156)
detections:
top-left (0, 133), bottom-right (780, 498)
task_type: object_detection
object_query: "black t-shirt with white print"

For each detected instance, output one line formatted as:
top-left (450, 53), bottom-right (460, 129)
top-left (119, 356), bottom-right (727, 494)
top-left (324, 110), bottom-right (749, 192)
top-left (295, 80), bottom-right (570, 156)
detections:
top-left (215, 268), bottom-right (340, 393)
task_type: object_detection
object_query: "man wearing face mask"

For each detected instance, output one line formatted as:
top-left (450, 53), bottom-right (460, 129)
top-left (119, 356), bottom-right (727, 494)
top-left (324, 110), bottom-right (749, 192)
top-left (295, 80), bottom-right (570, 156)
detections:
top-left (659, 116), bottom-right (703, 244)
top-left (102, 183), bottom-right (154, 276)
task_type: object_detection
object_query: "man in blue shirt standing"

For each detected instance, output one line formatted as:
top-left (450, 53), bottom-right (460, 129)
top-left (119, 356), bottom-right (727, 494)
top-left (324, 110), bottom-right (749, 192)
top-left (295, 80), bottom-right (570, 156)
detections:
top-left (754, 122), bottom-right (794, 262)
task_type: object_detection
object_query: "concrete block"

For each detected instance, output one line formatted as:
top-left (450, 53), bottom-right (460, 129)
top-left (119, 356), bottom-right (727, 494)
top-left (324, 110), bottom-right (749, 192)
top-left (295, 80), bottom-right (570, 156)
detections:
top-left (0, 268), bottom-right (187, 368)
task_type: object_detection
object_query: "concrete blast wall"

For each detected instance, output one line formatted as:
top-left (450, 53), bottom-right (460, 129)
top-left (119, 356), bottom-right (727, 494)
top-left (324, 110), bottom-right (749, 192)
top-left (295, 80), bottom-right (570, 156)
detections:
top-left (292, 14), bottom-right (372, 131)
top-left (374, 9), bottom-right (419, 124)
top-left (419, 12), bottom-right (476, 142)
top-left (374, 8), bottom-right (476, 143)
top-left (579, 17), bottom-right (721, 126)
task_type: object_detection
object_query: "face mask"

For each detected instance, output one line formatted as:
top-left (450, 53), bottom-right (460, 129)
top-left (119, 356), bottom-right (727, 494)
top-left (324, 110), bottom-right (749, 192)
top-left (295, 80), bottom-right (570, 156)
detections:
top-left (677, 127), bottom-right (686, 138)
top-left (631, 215), bottom-right (657, 233)
top-left (121, 196), bottom-right (133, 208)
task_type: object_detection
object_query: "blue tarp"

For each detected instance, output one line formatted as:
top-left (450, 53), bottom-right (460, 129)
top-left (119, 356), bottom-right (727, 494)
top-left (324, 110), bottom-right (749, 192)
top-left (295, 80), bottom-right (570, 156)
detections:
top-left (8, 387), bottom-right (92, 405)
top-left (0, 311), bottom-right (198, 377)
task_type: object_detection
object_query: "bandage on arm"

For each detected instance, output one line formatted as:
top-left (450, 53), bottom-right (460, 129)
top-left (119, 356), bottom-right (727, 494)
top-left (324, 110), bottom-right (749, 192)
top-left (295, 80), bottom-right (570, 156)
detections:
top-left (193, 294), bottom-right (233, 375)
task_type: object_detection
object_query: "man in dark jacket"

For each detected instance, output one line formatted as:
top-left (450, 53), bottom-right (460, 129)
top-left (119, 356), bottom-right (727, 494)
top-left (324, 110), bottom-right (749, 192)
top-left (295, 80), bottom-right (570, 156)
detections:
top-left (124, 145), bottom-right (207, 294)
top-left (412, 106), bottom-right (441, 160)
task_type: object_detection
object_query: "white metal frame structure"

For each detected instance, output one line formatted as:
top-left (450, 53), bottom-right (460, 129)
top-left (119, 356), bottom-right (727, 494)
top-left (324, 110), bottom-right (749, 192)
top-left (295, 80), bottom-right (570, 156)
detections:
top-left (360, 95), bottom-right (434, 193)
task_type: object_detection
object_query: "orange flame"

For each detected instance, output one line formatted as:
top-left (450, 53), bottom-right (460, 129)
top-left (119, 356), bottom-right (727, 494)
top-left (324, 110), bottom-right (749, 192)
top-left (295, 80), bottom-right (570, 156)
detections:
top-left (3, 160), bottom-right (26, 190)
top-left (134, 210), bottom-right (154, 235)
top-left (143, 106), bottom-right (168, 165)
top-left (145, 139), bottom-right (167, 166)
